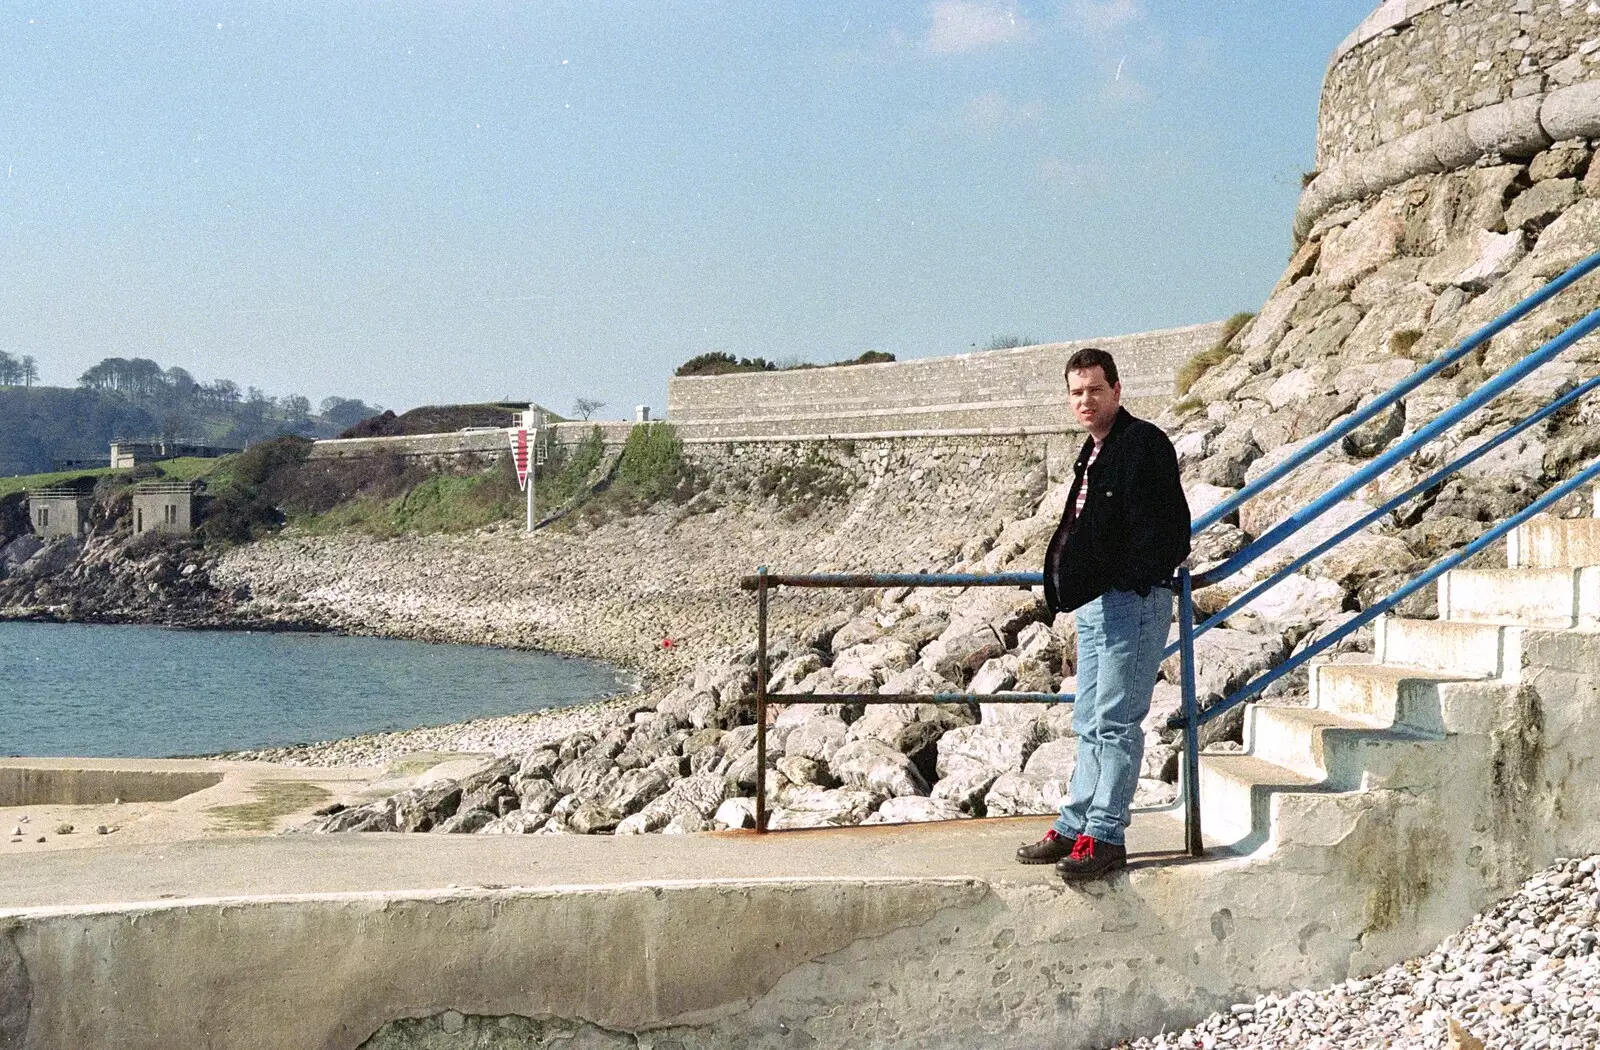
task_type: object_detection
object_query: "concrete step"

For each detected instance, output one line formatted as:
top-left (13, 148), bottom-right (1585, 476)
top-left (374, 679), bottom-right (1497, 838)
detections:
top-left (1198, 752), bottom-right (1318, 847)
top-left (1373, 617), bottom-right (1509, 678)
top-left (1309, 662), bottom-right (1471, 734)
top-left (1244, 706), bottom-right (1381, 785)
top-left (1245, 702), bottom-right (1446, 792)
top-left (1507, 515), bottom-right (1600, 570)
top-left (1436, 568), bottom-right (1600, 629)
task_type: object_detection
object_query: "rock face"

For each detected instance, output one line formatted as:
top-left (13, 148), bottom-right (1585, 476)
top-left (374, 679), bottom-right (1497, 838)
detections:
top-left (300, 134), bottom-right (1600, 838)
top-left (0, 521), bottom-right (248, 628)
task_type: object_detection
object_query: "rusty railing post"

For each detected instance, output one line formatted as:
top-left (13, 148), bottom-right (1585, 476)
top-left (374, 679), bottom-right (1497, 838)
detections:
top-left (755, 566), bottom-right (770, 834)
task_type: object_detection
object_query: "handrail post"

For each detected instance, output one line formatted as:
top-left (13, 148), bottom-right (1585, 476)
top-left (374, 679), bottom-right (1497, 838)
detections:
top-left (1178, 568), bottom-right (1204, 858)
top-left (755, 566), bottom-right (770, 834)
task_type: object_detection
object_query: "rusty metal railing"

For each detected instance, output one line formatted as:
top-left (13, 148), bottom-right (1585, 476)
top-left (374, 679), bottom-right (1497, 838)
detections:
top-left (737, 568), bottom-right (1077, 834)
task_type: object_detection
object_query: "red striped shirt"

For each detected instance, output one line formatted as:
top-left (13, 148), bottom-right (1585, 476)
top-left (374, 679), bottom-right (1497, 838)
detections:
top-left (1073, 441), bottom-right (1101, 523)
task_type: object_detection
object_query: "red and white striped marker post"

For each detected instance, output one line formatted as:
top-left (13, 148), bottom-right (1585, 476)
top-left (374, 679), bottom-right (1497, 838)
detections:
top-left (510, 408), bottom-right (537, 533)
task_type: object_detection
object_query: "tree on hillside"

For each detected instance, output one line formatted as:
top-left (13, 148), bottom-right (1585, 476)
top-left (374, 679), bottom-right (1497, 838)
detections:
top-left (573, 397), bottom-right (606, 420)
top-left (77, 356), bottom-right (168, 396)
top-left (0, 352), bottom-right (18, 386)
top-left (281, 394), bottom-right (312, 430)
top-left (20, 356), bottom-right (37, 387)
top-left (164, 366), bottom-right (198, 403)
top-left (320, 396), bottom-right (382, 431)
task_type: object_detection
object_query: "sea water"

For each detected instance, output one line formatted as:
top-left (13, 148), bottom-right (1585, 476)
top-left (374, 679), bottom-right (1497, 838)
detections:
top-left (0, 620), bottom-right (625, 758)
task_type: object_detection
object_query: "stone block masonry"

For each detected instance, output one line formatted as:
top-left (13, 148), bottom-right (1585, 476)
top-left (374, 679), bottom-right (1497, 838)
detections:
top-left (1300, 0), bottom-right (1600, 240)
top-left (306, 323), bottom-right (1223, 465)
top-left (665, 323), bottom-right (1226, 442)
top-left (306, 421), bottom-right (636, 464)
top-left (1321, 0), bottom-right (1600, 169)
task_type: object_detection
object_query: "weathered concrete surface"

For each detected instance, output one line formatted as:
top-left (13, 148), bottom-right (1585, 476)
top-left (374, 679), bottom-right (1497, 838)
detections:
top-left (0, 706), bottom-right (1596, 1050)
top-left (0, 757), bottom-right (422, 855)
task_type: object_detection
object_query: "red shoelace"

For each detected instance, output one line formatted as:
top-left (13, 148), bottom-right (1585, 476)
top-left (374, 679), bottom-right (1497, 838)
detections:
top-left (1068, 834), bottom-right (1094, 861)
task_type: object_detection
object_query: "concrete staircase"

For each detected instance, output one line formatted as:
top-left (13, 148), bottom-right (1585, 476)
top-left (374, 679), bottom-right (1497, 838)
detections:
top-left (1193, 506), bottom-right (1600, 852)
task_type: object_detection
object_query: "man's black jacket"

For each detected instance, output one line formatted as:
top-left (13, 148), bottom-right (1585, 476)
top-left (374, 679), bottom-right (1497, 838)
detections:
top-left (1043, 407), bottom-right (1191, 616)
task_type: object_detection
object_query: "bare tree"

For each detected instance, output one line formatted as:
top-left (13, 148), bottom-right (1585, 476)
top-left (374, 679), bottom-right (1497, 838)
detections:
top-left (573, 397), bottom-right (606, 420)
top-left (19, 357), bottom-right (35, 387)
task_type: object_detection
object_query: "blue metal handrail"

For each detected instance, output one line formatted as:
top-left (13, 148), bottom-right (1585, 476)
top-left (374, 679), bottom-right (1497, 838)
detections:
top-left (1194, 251), bottom-right (1600, 533)
top-left (1183, 453), bottom-right (1600, 729)
top-left (1171, 247), bottom-right (1600, 853)
top-left (1198, 305), bottom-right (1600, 589)
top-left (1163, 364), bottom-right (1600, 661)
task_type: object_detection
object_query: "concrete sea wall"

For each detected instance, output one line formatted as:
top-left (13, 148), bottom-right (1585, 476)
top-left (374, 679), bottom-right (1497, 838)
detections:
top-left (307, 421), bottom-right (637, 464)
top-left (307, 322), bottom-right (1223, 469)
top-left (665, 324), bottom-right (1225, 442)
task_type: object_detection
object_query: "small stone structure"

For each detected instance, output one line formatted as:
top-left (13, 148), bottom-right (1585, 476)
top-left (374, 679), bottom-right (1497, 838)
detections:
top-left (25, 481), bottom-right (95, 540)
top-left (131, 481), bottom-right (197, 537)
top-left (110, 440), bottom-right (237, 470)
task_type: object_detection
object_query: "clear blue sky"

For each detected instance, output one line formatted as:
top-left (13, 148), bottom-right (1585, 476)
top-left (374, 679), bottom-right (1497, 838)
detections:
top-left (0, 1), bottom-right (1375, 418)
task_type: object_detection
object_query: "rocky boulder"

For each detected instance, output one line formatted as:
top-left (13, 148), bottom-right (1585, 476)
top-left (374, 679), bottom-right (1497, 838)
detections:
top-left (828, 739), bottom-right (929, 798)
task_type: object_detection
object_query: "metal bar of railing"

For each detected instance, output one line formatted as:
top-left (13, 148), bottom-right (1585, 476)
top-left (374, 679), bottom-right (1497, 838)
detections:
top-left (1171, 452), bottom-right (1600, 733)
top-left (740, 571), bottom-right (1041, 591)
top-left (1164, 366), bottom-right (1600, 659)
top-left (770, 692), bottom-right (1075, 705)
top-left (1193, 249), bottom-right (1600, 534)
top-left (1178, 568), bottom-right (1203, 857)
top-left (1196, 305), bottom-right (1600, 590)
top-left (749, 568), bottom-right (1075, 833)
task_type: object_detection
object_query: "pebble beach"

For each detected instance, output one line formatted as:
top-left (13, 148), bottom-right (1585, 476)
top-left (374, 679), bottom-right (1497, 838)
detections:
top-left (1110, 855), bottom-right (1600, 1050)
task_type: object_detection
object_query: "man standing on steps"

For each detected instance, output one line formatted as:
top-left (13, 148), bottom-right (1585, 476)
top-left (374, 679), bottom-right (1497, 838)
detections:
top-left (1016, 347), bottom-right (1191, 882)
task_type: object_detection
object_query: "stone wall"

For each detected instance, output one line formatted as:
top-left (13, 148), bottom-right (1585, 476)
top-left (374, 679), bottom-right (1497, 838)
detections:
top-left (665, 323), bottom-right (1226, 441)
top-left (1321, 1), bottom-right (1600, 167)
top-left (307, 421), bottom-right (637, 464)
top-left (1300, 0), bottom-right (1600, 240)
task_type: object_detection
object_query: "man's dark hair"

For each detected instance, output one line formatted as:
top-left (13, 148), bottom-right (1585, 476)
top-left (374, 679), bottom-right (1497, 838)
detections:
top-left (1064, 347), bottom-right (1119, 386)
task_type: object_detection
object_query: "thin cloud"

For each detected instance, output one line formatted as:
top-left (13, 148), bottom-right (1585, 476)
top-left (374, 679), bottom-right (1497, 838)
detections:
top-left (925, 1), bottom-right (1028, 55)
top-left (964, 91), bottom-right (1046, 133)
top-left (1065, 0), bottom-right (1144, 36)
top-left (1037, 154), bottom-right (1115, 197)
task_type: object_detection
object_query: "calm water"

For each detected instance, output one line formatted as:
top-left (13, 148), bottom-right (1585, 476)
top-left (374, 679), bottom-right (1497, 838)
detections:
top-left (0, 621), bottom-right (627, 758)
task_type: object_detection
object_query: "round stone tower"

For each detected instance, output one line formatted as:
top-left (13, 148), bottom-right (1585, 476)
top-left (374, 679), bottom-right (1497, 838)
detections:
top-left (1298, 0), bottom-right (1600, 241)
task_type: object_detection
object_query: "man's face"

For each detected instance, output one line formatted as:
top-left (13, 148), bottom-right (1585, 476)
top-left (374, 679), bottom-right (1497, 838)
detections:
top-left (1068, 365), bottom-right (1121, 435)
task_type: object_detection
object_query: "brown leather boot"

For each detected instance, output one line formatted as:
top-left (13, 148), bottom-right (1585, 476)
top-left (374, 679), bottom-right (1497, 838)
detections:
top-left (1055, 835), bottom-right (1127, 882)
top-left (1016, 829), bottom-right (1082, 865)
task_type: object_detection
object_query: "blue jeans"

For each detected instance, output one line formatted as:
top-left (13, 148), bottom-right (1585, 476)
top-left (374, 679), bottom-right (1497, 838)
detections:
top-left (1053, 586), bottom-right (1174, 846)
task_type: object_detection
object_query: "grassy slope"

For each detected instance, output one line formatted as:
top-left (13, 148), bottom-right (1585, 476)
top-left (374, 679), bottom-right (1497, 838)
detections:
top-left (0, 457), bottom-right (227, 499)
top-left (0, 423), bottom-right (662, 542)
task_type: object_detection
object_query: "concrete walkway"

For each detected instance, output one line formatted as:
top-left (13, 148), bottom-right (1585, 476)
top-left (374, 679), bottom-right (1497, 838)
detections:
top-left (0, 811), bottom-right (1199, 913)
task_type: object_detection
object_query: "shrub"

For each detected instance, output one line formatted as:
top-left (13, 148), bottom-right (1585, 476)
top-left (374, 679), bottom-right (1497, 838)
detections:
top-left (675, 353), bottom-right (778, 378)
top-left (195, 437), bottom-right (315, 544)
top-left (676, 350), bottom-right (895, 376)
top-left (1174, 312), bottom-right (1255, 398)
top-left (1389, 329), bottom-right (1425, 360)
top-left (535, 426), bottom-right (607, 510)
top-left (614, 423), bottom-right (689, 501)
top-left (984, 334), bottom-right (1038, 351)
top-left (0, 491), bottom-right (27, 543)
top-left (756, 459), bottom-right (853, 506)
